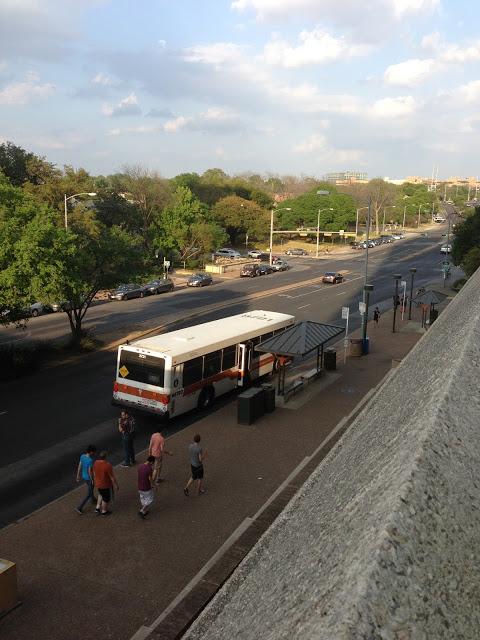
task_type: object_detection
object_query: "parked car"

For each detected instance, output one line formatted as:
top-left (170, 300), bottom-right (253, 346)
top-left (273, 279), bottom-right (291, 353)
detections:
top-left (214, 248), bottom-right (241, 259)
top-left (51, 301), bottom-right (72, 312)
top-left (109, 283), bottom-right (145, 300)
top-left (350, 242), bottom-right (363, 250)
top-left (391, 234), bottom-right (402, 240)
top-left (247, 249), bottom-right (263, 259)
top-left (240, 264), bottom-right (261, 277)
top-left (271, 259), bottom-right (290, 271)
top-left (142, 278), bottom-right (174, 295)
top-left (440, 245), bottom-right (452, 254)
top-left (187, 272), bottom-right (213, 287)
top-left (257, 263), bottom-right (274, 275)
top-left (28, 302), bottom-right (53, 317)
top-left (322, 272), bottom-right (344, 284)
top-left (285, 248), bottom-right (308, 256)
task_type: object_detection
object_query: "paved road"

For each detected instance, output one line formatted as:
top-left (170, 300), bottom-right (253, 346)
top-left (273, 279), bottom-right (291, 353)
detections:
top-left (0, 228), bottom-right (457, 526)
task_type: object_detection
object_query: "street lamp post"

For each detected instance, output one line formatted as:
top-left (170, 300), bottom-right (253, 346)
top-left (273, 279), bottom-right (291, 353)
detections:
top-left (361, 284), bottom-right (374, 347)
top-left (64, 192), bottom-right (97, 229)
top-left (360, 199), bottom-right (373, 347)
top-left (408, 268), bottom-right (417, 320)
top-left (316, 208), bottom-right (334, 258)
top-left (269, 207), bottom-right (291, 266)
top-left (392, 273), bottom-right (402, 332)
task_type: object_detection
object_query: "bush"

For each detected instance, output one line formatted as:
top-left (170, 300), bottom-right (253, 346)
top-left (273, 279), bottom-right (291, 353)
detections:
top-left (452, 278), bottom-right (467, 291)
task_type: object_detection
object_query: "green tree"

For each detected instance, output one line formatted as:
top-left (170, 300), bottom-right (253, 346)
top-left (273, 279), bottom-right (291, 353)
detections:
top-left (451, 206), bottom-right (480, 273)
top-left (276, 187), bottom-right (356, 232)
top-left (213, 195), bottom-right (269, 245)
top-left (0, 141), bottom-right (57, 187)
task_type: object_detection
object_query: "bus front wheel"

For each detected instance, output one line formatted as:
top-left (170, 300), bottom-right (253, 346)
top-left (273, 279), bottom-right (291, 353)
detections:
top-left (198, 386), bottom-right (215, 410)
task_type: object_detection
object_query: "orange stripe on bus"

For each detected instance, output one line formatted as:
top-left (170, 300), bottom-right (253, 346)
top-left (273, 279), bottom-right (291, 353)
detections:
top-left (116, 383), bottom-right (169, 404)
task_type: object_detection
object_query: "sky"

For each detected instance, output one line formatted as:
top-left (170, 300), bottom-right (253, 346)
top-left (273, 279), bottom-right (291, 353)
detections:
top-left (0, 0), bottom-right (479, 180)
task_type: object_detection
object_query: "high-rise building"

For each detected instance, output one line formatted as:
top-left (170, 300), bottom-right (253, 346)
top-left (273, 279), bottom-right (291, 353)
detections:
top-left (324, 171), bottom-right (368, 184)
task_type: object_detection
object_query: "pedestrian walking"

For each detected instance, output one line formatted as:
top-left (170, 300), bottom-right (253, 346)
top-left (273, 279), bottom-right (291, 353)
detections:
top-left (138, 456), bottom-right (155, 519)
top-left (184, 434), bottom-right (206, 497)
top-left (93, 451), bottom-right (119, 516)
top-left (149, 429), bottom-right (173, 484)
top-left (373, 307), bottom-right (380, 325)
top-left (118, 409), bottom-right (136, 467)
top-left (75, 445), bottom-right (97, 514)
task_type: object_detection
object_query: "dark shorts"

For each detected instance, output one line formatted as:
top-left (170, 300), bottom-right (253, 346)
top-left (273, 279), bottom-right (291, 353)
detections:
top-left (191, 464), bottom-right (204, 480)
top-left (98, 488), bottom-right (111, 503)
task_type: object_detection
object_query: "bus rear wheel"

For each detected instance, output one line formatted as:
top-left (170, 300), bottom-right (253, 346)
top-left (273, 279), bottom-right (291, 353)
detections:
top-left (198, 386), bottom-right (215, 410)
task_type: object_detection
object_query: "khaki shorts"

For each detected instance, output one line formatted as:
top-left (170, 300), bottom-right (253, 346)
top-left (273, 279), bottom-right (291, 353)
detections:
top-left (153, 456), bottom-right (163, 471)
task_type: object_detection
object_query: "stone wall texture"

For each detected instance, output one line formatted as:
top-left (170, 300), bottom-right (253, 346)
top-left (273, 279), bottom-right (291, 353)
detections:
top-left (184, 271), bottom-right (480, 640)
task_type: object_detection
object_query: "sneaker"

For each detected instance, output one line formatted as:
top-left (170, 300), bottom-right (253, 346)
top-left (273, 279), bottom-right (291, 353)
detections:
top-left (101, 511), bottom-right (112, 516)
top-left (138, 511), bottom-right (146, 520)
top-left (183, 487), bottom-right (189, 497)
top-left (75, 507), bottom-right (83, 514)
top-left (95, 508), bottom-right (101, 515)
top-left (121, 464), bottom-right (131, 468)
top-left (155, 479), bottom-right (164, 485)
top-left (199, 489), bottom-right (206, 495)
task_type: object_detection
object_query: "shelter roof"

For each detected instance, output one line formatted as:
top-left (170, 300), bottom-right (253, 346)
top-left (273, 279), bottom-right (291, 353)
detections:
top-left (255, 321), bottom-right (344, 358)
top-left (414, 290), bottom-right (448, 305)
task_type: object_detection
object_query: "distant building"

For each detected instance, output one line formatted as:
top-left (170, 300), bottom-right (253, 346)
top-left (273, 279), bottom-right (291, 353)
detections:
top-left (324, 171), bottom-right (368, 185)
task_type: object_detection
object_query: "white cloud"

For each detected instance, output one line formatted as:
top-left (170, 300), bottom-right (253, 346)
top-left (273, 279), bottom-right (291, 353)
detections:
top-left (293, 133), bottom-right (328, 153)
top-left (453, 80), bottom-right (480, 104)
top-left (275, 82), bottom-right (362, 114)
top-left (264, 28), bottom-right (371, 67)
top-left (371, 95), bottom-right (418, 118)
top-left (158, 39), bottom-right (167, 48)
top-left (92, 73), bottom-right (113, 86)
top-left (163, 115), bottom-right (192, 132)
top-left (183, 42), bottom-right (245, 65)
top-left (107, 125), bottom-right (160, 136)
top-left (422, 32), bottom-right (480, 63)
top-left (102, 92), bottom-right (141, 117)
top-left (384, 58), bottom-right (439, 86)
top-left (392, 0), bottom-right (439, 18)
top-left (0, 71), bottom-right (55, 105)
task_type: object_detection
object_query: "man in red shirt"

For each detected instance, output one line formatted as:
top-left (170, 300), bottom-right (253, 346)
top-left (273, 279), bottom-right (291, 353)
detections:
top-left (148, 429), bottom-right (173, 484)
top-left (93, 451), bottom-right (119, 515)
top-left (138, 456), bottom-right (155, 519)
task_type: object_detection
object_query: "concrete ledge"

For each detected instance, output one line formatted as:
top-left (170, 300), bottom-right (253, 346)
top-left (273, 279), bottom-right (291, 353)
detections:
top-left (184, 268), bottom-right (480, 639)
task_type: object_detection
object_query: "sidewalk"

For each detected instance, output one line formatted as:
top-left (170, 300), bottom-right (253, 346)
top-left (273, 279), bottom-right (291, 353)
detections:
top-left (0, 297), bottom-right (450, 640)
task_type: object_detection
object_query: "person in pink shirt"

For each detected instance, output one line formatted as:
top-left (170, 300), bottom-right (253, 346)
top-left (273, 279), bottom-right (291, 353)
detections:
top-left (148, 429), bottom-right (173, 484)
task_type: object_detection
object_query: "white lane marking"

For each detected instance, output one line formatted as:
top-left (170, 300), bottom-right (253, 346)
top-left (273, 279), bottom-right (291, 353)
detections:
top-left (336, 291), bottom-right (347, 296)
top-left (286, 275), bottom-right (364, 300)
top-left (297, 304), bottom-right (311, 309)
top-left (278, 294), bottom-right (293, 298)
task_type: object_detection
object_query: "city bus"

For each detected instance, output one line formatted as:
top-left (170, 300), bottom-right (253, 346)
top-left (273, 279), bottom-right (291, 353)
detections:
top-left (112, 310), bottom-right (295, 419)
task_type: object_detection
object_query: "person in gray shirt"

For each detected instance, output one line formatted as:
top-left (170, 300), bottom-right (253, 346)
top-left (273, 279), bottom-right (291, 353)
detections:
top-left (183, 434), bottom-right (206, 496)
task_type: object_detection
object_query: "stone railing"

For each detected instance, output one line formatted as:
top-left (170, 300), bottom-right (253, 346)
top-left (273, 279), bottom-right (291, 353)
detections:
top-left (184, 270), bottom-right (480, 639)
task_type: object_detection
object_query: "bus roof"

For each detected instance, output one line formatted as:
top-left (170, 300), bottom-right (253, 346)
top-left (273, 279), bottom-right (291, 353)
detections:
top-left (125, 310), bottom-right (295, 363)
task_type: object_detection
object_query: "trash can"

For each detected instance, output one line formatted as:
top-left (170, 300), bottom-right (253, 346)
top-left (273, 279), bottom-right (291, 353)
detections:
top-left (429, 308), bottom-right (438, 325)
top-left (237, 387), bottom-right (265, 425)
top-left (362, 337), bottom-right (370, 355)
top-left (324, 348), bottom-right (337, 371)
top-left (262, 383), bottom-right (276, 413)
top-left (349, 338), bottom-right (363, 357)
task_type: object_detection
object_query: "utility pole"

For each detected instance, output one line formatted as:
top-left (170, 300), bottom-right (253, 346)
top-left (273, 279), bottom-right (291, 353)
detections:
top-left (392, 274), bottom-right (402, 333)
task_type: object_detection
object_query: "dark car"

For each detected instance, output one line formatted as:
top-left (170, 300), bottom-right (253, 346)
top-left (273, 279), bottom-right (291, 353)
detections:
top-left (349, 242), bottom-right (362, 250)
top-left (187, 272), bottom-right (213, 287)
top-left (240, 264), bottom-right (261, 277)
top-left (142, 278), bottom-right (174, 295)
top-left (109, 283), bottom-right (145, 300)
top-left (285, 248), bottom-right (308, 256)
top-left (322, 272), bottom-right (344, 284)
top-left (257, 263), bottom-right (274, 275)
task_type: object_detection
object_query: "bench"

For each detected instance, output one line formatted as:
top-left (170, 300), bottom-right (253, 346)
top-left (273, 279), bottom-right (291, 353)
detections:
top-left (284, 379), bottom-right (304, 402)
top-left (301, 368), bottom-right (322, 385)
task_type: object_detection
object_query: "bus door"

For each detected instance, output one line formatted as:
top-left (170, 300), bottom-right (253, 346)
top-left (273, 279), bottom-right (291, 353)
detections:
top-left (238, 343), bottom-right (250, 387)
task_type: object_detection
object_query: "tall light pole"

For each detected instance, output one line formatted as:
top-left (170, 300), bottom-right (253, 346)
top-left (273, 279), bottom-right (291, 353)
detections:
top-left (356, 206), bottom-right (368, 239)
top-left (361, 284), bottom-right (374, 350)
top-left (392, 274), bottom-right (402, 332)
top-left (316, 208), bottom-right (334, 258)
top-left (269, 207), bottom-right (291, 266)
top-left (360, 198), bottom-right (373, 347)
top-left (64, 192), bottom-right (97, 229)
top-left (408, 268), bottom-right (417, 320)
top-left (382, 205), bottom-right (396, 233)
top-left (417, 203), bottom-right (428, 228)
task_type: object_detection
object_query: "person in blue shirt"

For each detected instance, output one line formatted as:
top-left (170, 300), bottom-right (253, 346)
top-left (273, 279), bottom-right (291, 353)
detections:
top-left (75, 445), bottom-right (97, 514)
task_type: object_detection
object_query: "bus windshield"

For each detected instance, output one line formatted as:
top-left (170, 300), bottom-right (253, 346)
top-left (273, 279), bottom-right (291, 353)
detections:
top-left (119, 350), bottom-right (165, 387)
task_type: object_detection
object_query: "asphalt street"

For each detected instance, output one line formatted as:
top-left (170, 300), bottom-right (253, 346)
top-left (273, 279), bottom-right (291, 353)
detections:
top-left (0, 227), bottom-right (458, 527)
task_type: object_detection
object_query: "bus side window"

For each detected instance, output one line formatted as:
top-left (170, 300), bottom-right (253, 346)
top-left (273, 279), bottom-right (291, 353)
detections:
top-left (183, 357), bottom-right (203, 387)
top-left (204, 350), bottom-right (222, 377)
top-left (222, 345), bottom-right (236, 370)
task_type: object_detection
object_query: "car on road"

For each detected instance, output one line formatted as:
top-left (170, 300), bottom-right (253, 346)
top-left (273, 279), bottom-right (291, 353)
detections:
top-left (109, 283), bottom-right (145, 301)
top-left (142, 278), bottom-right (174, 295)
top-left (247, 249), bottom-right (263, 259)
top-left (214, 248), bottom-right (241, 259)
top-left (322, 272), bottom-right (344, 284)
top-left (240, 264), bottom-right (261, 277)
top-left (285, 248), bottom-right (308, 256)
top-left (257, 263), bottom-right (274, 275)
top-left (440, 245), bottom-right (452, 254)
top-left (271, 259), bottom-right (290, 271)
top-left (187, 272), bottom-right (213, 287)
top-left (350, 242), bottom-right (363, 250)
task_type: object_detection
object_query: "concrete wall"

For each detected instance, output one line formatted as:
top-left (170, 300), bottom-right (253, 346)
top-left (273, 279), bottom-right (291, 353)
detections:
top-left (184, 271), bottom-right (480, 639)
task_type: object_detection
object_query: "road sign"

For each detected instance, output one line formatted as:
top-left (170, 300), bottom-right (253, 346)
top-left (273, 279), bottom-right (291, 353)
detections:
top-left (341, 306), bottom-right (349, 320)
top-left (401, 281), bottom-right (407, 288)
top-left (359, 302), bottom-right (366, 315)
top-left (317, 190), bottom-right (330, 195)
top-left (163, 259), bottom-right (170, 267)
top-left (442, 260), bottom-right (450, 266)
top-left (339, 230), bottom-right (344, 235)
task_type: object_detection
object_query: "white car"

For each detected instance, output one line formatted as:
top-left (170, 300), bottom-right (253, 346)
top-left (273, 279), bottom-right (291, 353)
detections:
top-left (247, 249), bottom-right (263, 259)
top-left (215, 248), bottom-right (241, 259)
top-left (440, 245), bottom-right (452, 254)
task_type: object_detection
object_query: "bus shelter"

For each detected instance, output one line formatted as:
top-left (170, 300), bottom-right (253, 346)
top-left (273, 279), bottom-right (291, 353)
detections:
top-left (413, 290), bottom-right (448, 328)
top-left (255, 321), bottom-right (344, 395)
